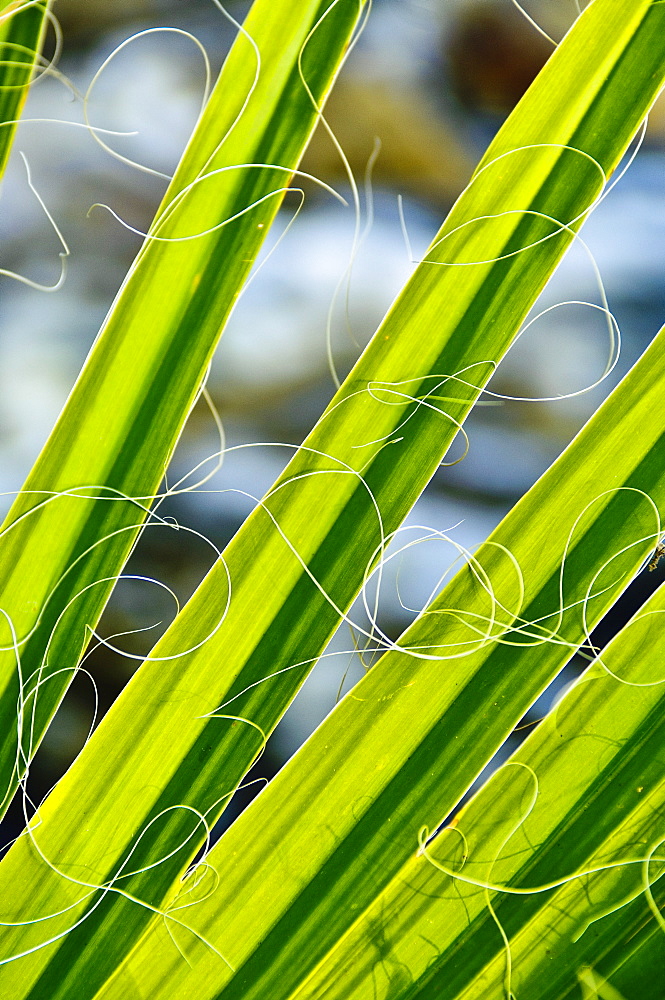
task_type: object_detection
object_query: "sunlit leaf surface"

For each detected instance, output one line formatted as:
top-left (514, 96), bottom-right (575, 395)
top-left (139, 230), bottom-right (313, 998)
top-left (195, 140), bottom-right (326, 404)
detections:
top-left (0, 0), bottom-right (366, 817)
top-left (0, 0), bottom-right (49, 176)
top-left (0, 1), bottom-right (663, 998)
top-left (95, 323), bottom-right (665, 1000)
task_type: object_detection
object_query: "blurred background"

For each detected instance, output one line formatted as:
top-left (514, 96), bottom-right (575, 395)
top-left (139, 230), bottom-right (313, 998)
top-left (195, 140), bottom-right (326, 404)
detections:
top-left (0, 0), bottom-right (663, 841)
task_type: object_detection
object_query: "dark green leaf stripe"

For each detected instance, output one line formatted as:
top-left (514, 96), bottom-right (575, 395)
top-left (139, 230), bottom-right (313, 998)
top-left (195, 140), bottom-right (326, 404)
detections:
top-left (88, 324), bottom-right (665, 1000)
top-left (0, 0), bottom-right (365, 816)
top-left (581, 889), bottom-right (665, 1000)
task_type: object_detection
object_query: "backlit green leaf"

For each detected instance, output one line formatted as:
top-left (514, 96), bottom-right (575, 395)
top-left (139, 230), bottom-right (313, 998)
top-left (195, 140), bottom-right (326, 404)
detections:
top-left (0, 0), bottom-right (366, 817)
top-left (0, 0), bottom-right (49, 176)
top-left (0, 3), bottom-right (663, 998)
top-left (91, 324), bottom-right (665, 1000)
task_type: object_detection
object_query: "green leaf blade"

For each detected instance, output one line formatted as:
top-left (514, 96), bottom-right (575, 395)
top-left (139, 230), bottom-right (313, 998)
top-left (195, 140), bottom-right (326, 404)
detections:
top-left (0, 1), bottom-right (49, 176)
top-left (0, 0), bottom-right (366, 817)
top-left (86, 321), bottom-right (665, 1000)
top-left (1, 2), bottom-right (664, 997)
